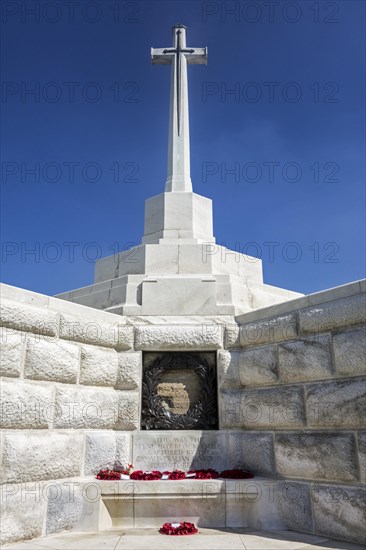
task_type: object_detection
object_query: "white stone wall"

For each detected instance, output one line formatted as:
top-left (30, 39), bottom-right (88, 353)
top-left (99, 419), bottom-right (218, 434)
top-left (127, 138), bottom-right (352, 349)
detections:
top-left (0, 281), bottom-right (365, 545)
top-left (221, 280), bottom-right (366, 544)
top-left (0, 285), bottom-right (137, 544)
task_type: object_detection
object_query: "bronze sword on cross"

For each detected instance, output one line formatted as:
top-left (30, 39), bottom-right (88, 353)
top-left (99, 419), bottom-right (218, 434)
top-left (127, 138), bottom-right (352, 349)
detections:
top-left (151, 25), bottom-right (208, 193)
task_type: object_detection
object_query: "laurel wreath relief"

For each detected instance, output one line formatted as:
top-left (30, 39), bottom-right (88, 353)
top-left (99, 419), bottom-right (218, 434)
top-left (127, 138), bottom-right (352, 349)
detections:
top-left (141, 353), bottom-right (218, 430)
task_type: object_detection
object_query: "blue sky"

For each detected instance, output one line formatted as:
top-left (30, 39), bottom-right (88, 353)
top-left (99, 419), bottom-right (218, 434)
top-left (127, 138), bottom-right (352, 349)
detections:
top-left (1, 0), bottom-right (365, 296)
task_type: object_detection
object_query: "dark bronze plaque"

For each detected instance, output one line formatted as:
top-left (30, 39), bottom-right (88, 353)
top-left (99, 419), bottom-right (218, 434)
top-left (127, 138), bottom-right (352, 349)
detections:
top-left (141, 352), bottom-right (218, 430)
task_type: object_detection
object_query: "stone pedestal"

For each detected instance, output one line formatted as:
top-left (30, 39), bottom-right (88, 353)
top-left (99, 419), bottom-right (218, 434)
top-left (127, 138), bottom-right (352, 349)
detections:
top-left (91, 478), bottom-right (287, 530)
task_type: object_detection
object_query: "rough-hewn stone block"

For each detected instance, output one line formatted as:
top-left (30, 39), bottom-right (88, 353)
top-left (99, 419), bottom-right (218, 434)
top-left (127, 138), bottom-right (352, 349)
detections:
top-left (299, 294), bottom-right (366, 334)
top-left (0, 299), bottom-right (59, 336)
top-left (306, 378), bottom-right (366, 428)
top-left (217, 350), bottom-right (240, 388)
top-left (84, 432), bottom-right (116, 475)
top-left (46, 482), bottom-right (84, 535)
top-left (0, 379), bottom-right (53, 429)
top-left (221, 386), bottom-right (305, 429)
top-left (278, 335), bottom-right (332, 383)
top-left (312, 484), bottom-right (366, 544)
top-left (237, 345), bottom-right (278, 386)
top-left (224, 325), bottom-right (240, 348)
top-left (59, 312), bottom-right (133, 350)
top-left (219, 390), bottom-right (242, 428)
top-left (227, 432), bottom-right (275, 476)
top-left (0, 482), bottom-right (45, 545)
top-left (0, 327), bottom-right (24, 377)
top-left (116, 390), bottom-right (139, 430)
top-left (220, 347), bottom-right (278, 389)
top-left (25, 336), bottom-right (80, 384)
top-left (357, 432), bottom-right (366, 483)
top-left (226, 314), bottom-right (297, 349)
top-left (1, 432), bottom-right (83, 483)
top-left (116, 352), bottom-right (141, 389)
top-left (54, 386), bottom-right (119, 429)
top-left (115, 433), bottom-right (132, 469)
top-left (135, 324), bottom-right (223, 351)
top-left (333, 327), bottom-right (366, 377)
top-left (278, 482), bottom-right (314, 533)
top-left (275, 433), bottom-right (358, 482)
top-left (80, 344), bottom-right (118, 387)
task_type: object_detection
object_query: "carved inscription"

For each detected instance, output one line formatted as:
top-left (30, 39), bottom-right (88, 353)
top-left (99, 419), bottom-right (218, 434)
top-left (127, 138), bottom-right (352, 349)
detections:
top-left (133, 433), bottom-right (227, 471)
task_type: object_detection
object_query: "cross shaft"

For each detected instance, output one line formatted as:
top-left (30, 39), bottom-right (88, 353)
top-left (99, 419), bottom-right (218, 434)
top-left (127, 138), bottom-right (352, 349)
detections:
top-left (151, 25), bottom-right (207, 192)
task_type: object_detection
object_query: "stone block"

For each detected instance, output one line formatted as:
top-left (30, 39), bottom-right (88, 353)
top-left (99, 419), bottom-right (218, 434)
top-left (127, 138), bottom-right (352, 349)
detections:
top-left (306, 378), bottom-right (366, 428)
top-left (132, 492), bottom-right (226, 529)
top-left (274, 433), bottom-right (358, 482)
top-left (1, 432), bottom-right (83, 483)
top-left (54, 386), bottom-right (119, 429)
top-left (217, 349), bottom-right (240, 388)
top-left (357, 432), bottom-right (366, 483)
top-left (225, 314), bottom-right (297, 348)
top-left (0, 482), bottom-right (45, 545)
top-left (135, 324), bottom-right (223, 350)
top-left (116, 390), bottom-right (139, 430)
top-left (224, 324), bottom-right (240, 348)
top-left (45, 482), bottom-right (84, 535)
top-left (0, 299), bottom-right (59, 337)
top-left (0, 327), bottom-right (24, 377)
top-left (80, 344), bottom-right (118, 387)
top-left (25, 336), bottom-right (80, 383)
top-left (84, 432), bottom-right (116, 476)
top-left (115, 433), bottom-right (132, 470)
top-left (221, 386), bottom-right (305, 429)
top-left (115, 352), bottom-right (141, 389)
top-left (237, 345), bottom-right (277, 386)
top-left (225, 479), bottom-right (286, 530)
top-left (299, 294), bottom-right (366, 334)
top-left (312, 484), bottom-right (366, 544)
top-left (59, 312), bottom-right (133, 350)
top-left (227, 432), bottom-right (275, 476)
top-left (278, 335), bottom-right (332, 383)
top-left (140, 277), bottom-right (219, 316)
top-left (0, 379), bottom-right (53, 429)
top-left (333, 327), bottom-right (366, 377)
top-left (219, 389), bottom-right (243, 428)
top-left (278, 481), bottom-right (314, 533)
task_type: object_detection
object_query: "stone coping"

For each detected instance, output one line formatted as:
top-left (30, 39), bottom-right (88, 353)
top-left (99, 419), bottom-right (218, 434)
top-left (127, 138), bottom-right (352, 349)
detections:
top-left (97, 476), bottom-right (268, 495)
top-left (235, 279), bottom-right (365, 324)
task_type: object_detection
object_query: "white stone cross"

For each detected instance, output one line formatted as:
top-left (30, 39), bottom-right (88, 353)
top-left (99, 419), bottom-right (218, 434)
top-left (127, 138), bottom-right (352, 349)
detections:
top-left (152, 25), bottom-right (207, 192)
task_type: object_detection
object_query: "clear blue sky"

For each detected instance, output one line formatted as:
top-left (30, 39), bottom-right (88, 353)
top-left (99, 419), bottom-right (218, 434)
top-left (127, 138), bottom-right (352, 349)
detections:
top-left (1, 0), bottom-right (365, 296)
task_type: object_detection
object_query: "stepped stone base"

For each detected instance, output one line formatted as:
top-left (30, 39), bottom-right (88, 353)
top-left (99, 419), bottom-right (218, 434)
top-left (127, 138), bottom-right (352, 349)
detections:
top-left (56, 242), bottom-right (302, 316)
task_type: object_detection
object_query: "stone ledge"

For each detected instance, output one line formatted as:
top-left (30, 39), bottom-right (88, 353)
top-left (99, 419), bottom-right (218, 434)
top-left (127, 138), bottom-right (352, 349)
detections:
top-left (225, 314), bottom-right (297, 349)
top-left (299, 294), bottom-right (366, 335)
top-left (0, 300), bottom-right (59, 337)
top-left (235, 280), bottom-right (364, 325)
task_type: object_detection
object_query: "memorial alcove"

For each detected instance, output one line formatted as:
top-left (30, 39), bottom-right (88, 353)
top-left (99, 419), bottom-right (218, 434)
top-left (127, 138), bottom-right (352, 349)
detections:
top-left (141, 351), bottom-right (218, 430)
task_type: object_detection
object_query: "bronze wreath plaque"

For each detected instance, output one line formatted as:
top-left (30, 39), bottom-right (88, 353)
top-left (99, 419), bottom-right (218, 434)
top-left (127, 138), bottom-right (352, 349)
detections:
top-left (141, 352), bottom-right (218, 430)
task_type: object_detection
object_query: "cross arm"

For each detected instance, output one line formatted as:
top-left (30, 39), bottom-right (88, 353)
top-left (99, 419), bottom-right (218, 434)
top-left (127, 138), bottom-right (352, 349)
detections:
top-left (151, 47), bottom-right (173, 65)
top-left (186, 47), bottom-right (208, 65)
